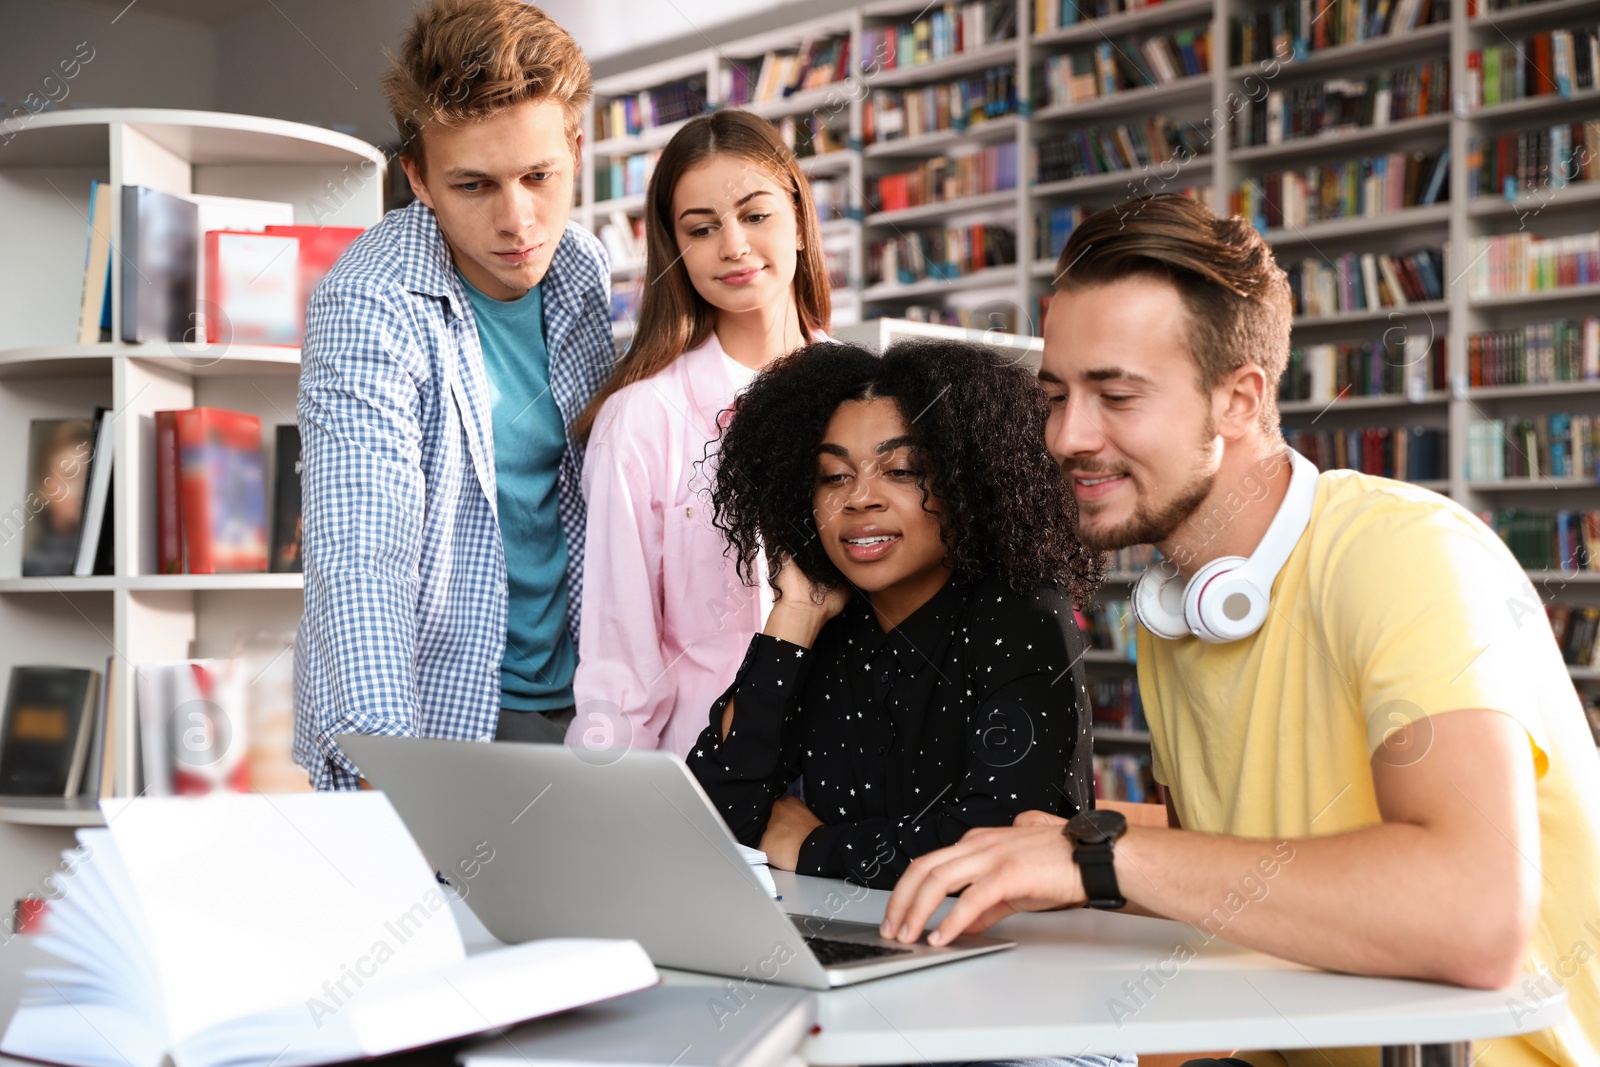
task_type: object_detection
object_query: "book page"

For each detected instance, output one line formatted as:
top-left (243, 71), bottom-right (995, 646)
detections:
top-left (99, 793), bottom-right (464, 1044)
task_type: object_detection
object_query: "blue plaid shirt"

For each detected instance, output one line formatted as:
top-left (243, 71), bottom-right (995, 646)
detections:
top-left (294, 200), bottom-right (615, 790)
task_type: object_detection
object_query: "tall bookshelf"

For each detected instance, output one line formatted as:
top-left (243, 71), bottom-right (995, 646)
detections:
top-left (0, 110), bottom-right (384, 903)
top-left (585, 0), bottom-right (1600, 789)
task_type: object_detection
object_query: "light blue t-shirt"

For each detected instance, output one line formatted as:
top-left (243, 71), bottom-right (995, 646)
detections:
top-left (457, 271), bottom-right (576, 712)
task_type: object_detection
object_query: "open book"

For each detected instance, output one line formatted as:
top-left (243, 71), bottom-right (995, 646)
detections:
top-left (1, 793), bottom-right (657, 1067)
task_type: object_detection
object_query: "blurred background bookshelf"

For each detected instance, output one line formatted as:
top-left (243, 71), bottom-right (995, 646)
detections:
top-left (584, 0), bottom-right (1600, 786)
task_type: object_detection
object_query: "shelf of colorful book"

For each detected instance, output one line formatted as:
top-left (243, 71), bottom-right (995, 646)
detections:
top-left (1527, 567), bottom-right (1600, 582)
top-left (1094, 728), bottom-right (1154, 744)
top-left (861, 39), bottom-right (1023, 90)
top-left (0, 344), bottom-right (302, 380)
top-left (1030, 156), bottom-right (1215, 201)
top-left (0, 796), bottom-right (105, 828)
top-left (1469, 85), bottom-right (1600, 123)
top-left (1033, 0), bottom-right (1214, 47)
top-left (1030, 74), bottom-right (1213, 124)
top-left (861, 264), bottom-right (1021, 301)
top-left (1277, 389), bottom-right (1450, 414)
top-left (590, 116), bottom-right (700, 159)
top-left (864, 189), bottom-right (1018, 226)
top-left (799, 149), bottom-right (857, 177)
top-left (1230, 113), bottom-right (1452, 166)
top-left (1228, 21), bottom-right (1454, 80)
top-left (1468, 380), bottom-right (1600, 399)
top-left (1290, 299), bottom-right (1449, 329)
top-left (743, 83), bottom-right (855, 123)
top-left (1261, 202), bottom-right (1452, 247)
top-left (1469, 282), bottom-right (1600, 309)
top-left (1468, 476), bottom-right (1600, 489)
top-left (1470, 0), bottom-right (1600, 30)
top-left (865, 115), bottom-right (1023, 158)
top-left (1468, 180), bottom-right (1600, 218)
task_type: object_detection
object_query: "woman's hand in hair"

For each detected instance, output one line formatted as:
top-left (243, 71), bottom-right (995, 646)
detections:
top-left (762, 556), bottom-right (851, 650)
top-left (760, 795), bottom-right (824, 871)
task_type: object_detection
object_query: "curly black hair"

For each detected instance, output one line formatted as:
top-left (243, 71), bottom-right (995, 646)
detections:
top-left (710, 337), bottom-right (1105, 609)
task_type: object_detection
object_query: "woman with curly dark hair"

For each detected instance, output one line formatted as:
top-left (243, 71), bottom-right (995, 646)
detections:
top-left (686, 335), bottom-right (1106, 893)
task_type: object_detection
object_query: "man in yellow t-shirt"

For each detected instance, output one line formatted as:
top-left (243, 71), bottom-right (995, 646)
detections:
top-left (881, 195), bottom-right (1600, 1067)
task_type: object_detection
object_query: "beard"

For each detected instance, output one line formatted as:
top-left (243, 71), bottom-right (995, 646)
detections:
top-left (1068, 416), bottom-right (1219, 552)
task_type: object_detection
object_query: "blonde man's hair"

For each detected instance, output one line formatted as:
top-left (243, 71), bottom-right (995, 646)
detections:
top-left (382, 0), bottom-right (591, 172)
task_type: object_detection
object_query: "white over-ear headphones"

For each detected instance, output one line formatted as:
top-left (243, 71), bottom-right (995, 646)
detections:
top-left (1131, 448), bottom-right (1320, 643)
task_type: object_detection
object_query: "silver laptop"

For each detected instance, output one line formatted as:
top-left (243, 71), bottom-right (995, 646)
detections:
top-left (337, 734), bottom-right (1013, 989)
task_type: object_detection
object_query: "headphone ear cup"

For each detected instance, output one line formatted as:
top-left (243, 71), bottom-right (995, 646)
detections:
top-left (1183, 555), bottom-right (1262, 643)
top-left (1132, 566), bottom-right (1192, 641)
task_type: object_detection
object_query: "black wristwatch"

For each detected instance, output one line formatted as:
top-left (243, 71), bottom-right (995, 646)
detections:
top-left (1064, 809), bottom-right (1128, 909)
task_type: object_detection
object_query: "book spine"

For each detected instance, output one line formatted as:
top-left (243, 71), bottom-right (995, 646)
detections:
top-left (156, 410), bottom-right (184, 574)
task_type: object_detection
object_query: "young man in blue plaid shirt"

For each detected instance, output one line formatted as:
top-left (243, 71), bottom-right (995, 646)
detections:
top-left (294, 0), bottom-right (616, 789)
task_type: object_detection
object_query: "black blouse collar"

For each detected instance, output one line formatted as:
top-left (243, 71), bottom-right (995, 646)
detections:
top-left (841, 570), bottom-right (972, 678)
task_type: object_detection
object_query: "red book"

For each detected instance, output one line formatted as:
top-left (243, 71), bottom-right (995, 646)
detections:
top-left (173, 408), bottom-right (267, 574)
top-left (263, 225), bottom-right (365, 342)
top-left (155, 410), bottom-right (183, 574)
top-left (1533, 33), bottom-right (1553, 97)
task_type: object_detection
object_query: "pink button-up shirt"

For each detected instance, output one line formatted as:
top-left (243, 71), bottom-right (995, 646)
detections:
top-left (568, 332), bottom-right (775, 758)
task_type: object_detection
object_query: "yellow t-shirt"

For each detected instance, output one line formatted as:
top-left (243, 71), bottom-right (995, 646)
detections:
top-left (1137, 470), bottom-right (1600, 1067)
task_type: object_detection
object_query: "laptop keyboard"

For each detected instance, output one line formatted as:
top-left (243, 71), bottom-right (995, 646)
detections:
top-left (804, 935), bottom-right (914, 966)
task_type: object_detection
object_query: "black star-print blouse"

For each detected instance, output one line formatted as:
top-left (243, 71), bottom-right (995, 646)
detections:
top-left (686, 569), bottom-right (1094, 889)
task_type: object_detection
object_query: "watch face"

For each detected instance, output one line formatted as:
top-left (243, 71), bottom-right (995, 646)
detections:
top-left (1072, 809), bottom-right (1128, 844)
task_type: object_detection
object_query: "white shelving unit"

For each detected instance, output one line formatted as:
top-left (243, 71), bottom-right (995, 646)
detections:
top-left (0, 109), bottom-right (384, 900)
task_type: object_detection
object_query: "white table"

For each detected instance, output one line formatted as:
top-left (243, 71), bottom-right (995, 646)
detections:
top-left (0, 872), bottom-right (1565, 1067)
top-left (741, 870), bottom-right (1563, 1066)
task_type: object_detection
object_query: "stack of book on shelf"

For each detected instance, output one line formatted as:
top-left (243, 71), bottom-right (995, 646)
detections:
top-left (1466, 230), bottom-right (1600, 300)
top-left (1079, 598), bottom-right (1135, 658)
top-left (153, 408), bottom-right (302, 575)
top-left (1286, 247), bottom-right (1444, 316)
top-left (596, 77), bottom-right (708, 140)
top-left (1036, 204), bottom-right (1088, 261)
top-left (103, 184), bottom-right (363, 348)
top-left (1238, 60), bottom-right (1450, 148)
top-left (1469, 122), bottom-right (1600, 199)
top-left (723, 36), bottom-right (851, 105)
top-left (0, 666), bottom-right (105, 801)
top-left (595, 149), bottom-right (661, 201)
top-left (869, 142), bottom-right (1019, 212)
top-left (1034, 117), bottom-right (1201, 183)
top-left (891, 303), bottom-right (1024, 332)
top-left (861, 1), bottom-right (1017, 74)
top-left (869, 224), bottom-right (1017, 286)
top-left (1090, 677), bottom-right (1147, 733)
top-left (1037, 29), bottom-right (1210, 109)
top-left (1286, 426), bottom-right (1446, 482)
top-left (1093, 752), bottom-right (1155, 802)
top-left (20, 412), bottom-right (114, 578)
top-left (1233, 149), bottom-right (1450, 230)
top-left (1281, 333), bottom-right (1445, 400)
top-left (1107, 544), bottom-right (1157, 574)
top-left (863, 65), bottom-right (1018, 144)
top-left (597, 210), bottom-right (646, 267)
top-left (1467, 414), bottom-right (1600, 482)
top-left (1469, 318), bottom-right (1600, 386)
top-left (1545, 602), bottom-right (1600, 670)
top-left (1465, 26), bottom-right (1599, 110)
top-left (1483, 508), bottom-right (1600, 571)
top-left (1232, 0), bottom-right (1446, 66)
top-left (809, 177), bottom-right (849, 222)
top-left (777, 113), bottom-right (849, 159)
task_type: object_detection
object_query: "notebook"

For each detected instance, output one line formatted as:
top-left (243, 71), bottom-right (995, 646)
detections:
top-left (459, 984), bottom-right (815, 1067)
top-left (0, 793), bottom-right (657, 1067)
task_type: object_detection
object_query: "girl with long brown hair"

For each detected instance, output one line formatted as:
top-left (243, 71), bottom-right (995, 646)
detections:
top-left (566, 109), bottom-right (830, 758)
